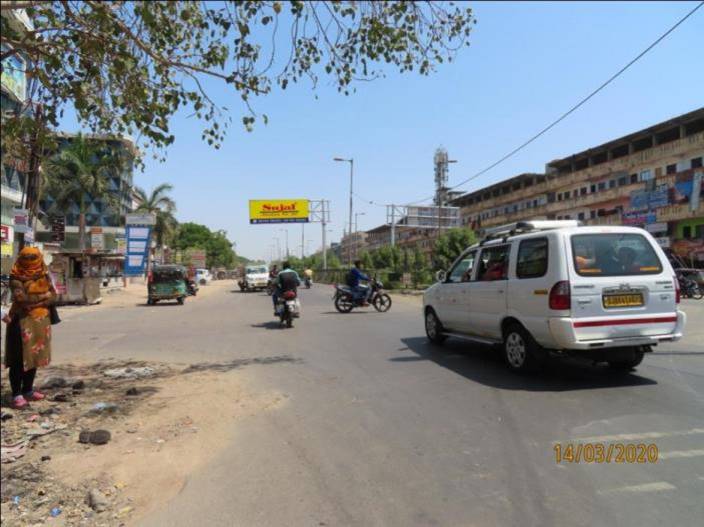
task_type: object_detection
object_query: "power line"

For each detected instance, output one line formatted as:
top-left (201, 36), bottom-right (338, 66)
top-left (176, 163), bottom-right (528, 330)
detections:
top-left (405, 1), bottom-right (704, 206)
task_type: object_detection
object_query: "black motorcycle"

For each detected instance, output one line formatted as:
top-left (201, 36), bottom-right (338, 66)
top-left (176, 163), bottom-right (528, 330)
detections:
top-left (679, 276), bottom-right (703, 299)
top-left (333, 278), bottom-right (392, 313)
top-left (304, 277), bottom-right (312, 289)
top-left (186, 279), bottom-right (199, 296)
top-left (275, 290), bottom-right (300, 328)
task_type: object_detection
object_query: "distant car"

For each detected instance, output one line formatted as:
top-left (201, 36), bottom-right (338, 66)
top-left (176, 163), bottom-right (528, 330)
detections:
top-left (195, 268), bottom-right (212, 285)
top-left (239, 265), bottom-right (269, 292)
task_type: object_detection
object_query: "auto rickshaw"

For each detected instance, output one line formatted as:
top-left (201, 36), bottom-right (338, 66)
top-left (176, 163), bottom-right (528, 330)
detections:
top-left (148, 265), bottom-right (188, 305)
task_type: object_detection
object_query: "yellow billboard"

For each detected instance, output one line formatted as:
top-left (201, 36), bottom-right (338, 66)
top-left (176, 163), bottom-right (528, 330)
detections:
top-left (249, 199), bottom-right (310, 224)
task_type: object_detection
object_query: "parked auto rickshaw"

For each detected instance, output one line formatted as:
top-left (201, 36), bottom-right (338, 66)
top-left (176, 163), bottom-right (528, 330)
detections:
top-left (148, 265), bottom-right (188, 305)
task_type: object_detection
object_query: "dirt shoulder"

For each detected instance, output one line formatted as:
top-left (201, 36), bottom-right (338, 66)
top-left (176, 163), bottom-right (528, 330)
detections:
top-left (58, 279), bottom-right (232, 320)
top-left (1, 358), bottom-right (285, 526)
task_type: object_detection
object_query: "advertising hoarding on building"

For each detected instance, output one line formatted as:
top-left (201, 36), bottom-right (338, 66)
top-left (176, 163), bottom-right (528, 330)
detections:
top-left (249, 199), bottom-right (309, 224)
top-left (12, 208), bottom-right (29, 233)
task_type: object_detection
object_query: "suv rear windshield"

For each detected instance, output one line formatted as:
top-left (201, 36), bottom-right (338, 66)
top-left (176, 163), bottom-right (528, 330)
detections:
top-left (571, 233), bottom-right (663, 276)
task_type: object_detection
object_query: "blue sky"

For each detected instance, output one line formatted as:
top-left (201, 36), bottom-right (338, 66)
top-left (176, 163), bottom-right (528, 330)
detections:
top-left (60, 1), bottom-right (704, 261)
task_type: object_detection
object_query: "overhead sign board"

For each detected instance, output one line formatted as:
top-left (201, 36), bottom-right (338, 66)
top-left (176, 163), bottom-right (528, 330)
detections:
top-left (249, 199), bottom-right (309, 224)
top-left (125, 212), bottom-right (157, 225)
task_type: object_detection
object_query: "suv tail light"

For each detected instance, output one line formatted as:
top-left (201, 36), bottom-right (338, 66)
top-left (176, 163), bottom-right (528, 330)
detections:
top-left (674, 276), bottom-right (680, 304)
top-left (549, 280), bottom-right (571, 310)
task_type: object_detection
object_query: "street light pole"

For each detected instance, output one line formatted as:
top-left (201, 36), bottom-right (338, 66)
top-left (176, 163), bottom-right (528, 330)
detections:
top-left (354, 212), bottom-right (365, 261)
top-left (334, 157), bottom-right (354, 265)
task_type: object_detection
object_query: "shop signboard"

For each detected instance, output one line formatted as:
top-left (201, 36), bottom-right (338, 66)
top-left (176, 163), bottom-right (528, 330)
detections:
top-left (622, 210), bottom-right (656, 226)
top-left (124, 226), bottom-right (152, 276)
top-left (125, 212), bottom-right (156, 225)
top-left (1, 47), bottom-right (27, 101)
top-left (654, 237), bottom-right (671, 248)
top-left (629, 185), bottom-right (669, 211)
top-left (116, 237), bottom-right (126, 255)
top-left (0, 225), bottom-right (10, 242)
top-left (50, 216), bottom-right (65, 242)
top-left (24, 228), bottom-right (34, 244)
top-left (673, 180), bottom-right (693, 204)
top-left (645, 222), bottom-right (668, 234)
top-left (12, 208), bottom-right (30, 233)
top-left (185, 249), bottom-right (206, 268)
top-left (249, 199), bottom-right (309, 224)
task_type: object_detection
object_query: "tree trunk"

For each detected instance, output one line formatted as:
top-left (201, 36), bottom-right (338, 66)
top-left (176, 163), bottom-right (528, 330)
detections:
top-left (79, 212), bottom-right (86, 252)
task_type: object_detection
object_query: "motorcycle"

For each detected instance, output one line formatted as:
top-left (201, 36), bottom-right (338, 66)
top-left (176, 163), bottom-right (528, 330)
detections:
top-left (266, 277), bottom-right (276, 296)
top-left (275, 290), bottom-right (300, 328)
top-left (304, 277), bottom-right (312, 289)
top-left (679, 276), bottom-right (703, 299)
top-left (333, 278), bottom-right (392, 313)
top-left (186, 279), bottom-right (199, 296)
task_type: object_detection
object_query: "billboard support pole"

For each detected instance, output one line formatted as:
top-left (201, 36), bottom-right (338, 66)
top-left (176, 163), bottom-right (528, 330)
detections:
top-left (390, 205), bottom-right (396, 247)
top-left (321, 200), bottom-right (327, 270)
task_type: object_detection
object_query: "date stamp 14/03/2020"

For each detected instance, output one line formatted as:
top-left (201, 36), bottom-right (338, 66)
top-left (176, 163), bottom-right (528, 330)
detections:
top-left (554, 443), bottom-right (659, 464)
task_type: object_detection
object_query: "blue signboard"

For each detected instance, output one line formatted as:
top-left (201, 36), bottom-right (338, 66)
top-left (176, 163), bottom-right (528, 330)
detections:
top-left (629, 185), bottom-right (669, 211)
top-left (124, 226), bottom-right (151, 276)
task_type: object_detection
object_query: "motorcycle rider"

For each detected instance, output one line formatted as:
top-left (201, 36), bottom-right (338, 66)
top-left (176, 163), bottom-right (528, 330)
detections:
top-left (348, 260), bottom-right (372, 304)
top-left (273, 261), bottom-right (301, 315)
top-left (303, 267), bottom-right (313, 286)
top-left (269, 264), bottom-right (279, 279)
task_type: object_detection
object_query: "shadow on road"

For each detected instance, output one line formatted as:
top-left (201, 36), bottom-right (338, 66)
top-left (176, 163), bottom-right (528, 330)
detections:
top-left (136, 302), bottom-right (183, 307)
top-left (251, 321), bottom-right (287, 330)
top-left (396, 337), bottom-right (657, 392)
top-left (181, 355), bottom-right (302, 374)
top-left (319, 311), bottom-right (376, 315)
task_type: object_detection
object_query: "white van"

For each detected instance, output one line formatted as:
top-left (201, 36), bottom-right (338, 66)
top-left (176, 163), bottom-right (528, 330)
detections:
top-left (423, 221), bottom-right (686, 372)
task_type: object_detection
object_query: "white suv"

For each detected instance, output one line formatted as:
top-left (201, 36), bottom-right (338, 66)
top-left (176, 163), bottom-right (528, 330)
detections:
top-left (423, 221), bottom-right (686, 372)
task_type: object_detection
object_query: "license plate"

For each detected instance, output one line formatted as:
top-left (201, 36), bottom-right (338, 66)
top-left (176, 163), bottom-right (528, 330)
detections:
top-left (603, 293), bottom-right (644, 308)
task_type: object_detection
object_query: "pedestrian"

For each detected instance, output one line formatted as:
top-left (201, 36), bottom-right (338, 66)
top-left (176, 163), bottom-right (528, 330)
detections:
top-left (4, 247), bottom-right (57, 409)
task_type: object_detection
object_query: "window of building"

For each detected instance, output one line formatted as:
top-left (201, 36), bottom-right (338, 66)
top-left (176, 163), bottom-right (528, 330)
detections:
top-left (666, 164), bottom-right (677, 174)
top-left (598, 182), bottom-right (606, 191)
top-left (578, 212), bottom-right (585, 221)
top-left (640, 169), bottom-right (653, 181)
top-left (590, 184), bottom-right (596, 193)
top-left (609, 180), bottom-right (616, 189)
top-left (516, 238), bottom-right (549, 279)
top-left (618, 176), bottom-right (627, 186)
top-left (692, 157), bottom-right (703, 169)
top-left (557, 193), bottom-right (563, 202)
top-left (630, 173), bottom-right (638, 184)
top-left (580, 187), bottom-right (587, 196)
top-left (683, 226), bottom-right (692, 239)
top-left (590, 210), bottom-right (596, 219)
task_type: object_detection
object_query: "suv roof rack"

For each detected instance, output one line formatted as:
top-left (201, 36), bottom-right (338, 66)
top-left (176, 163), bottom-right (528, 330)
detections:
top-left (479, 220), bottom-right (582, 245)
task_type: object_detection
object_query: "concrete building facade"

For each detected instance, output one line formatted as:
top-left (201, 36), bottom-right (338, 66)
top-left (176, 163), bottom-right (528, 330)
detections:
top-left (452, 108), bottom-right (704, 264)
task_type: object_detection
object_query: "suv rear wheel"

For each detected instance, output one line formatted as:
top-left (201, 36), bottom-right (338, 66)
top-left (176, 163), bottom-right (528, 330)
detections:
top-left (425, 308), bottom-right (446, 345)
top-left (503, 324), bottom-right (539, 372)
top-left (608, 348), bottom-right (645, 371)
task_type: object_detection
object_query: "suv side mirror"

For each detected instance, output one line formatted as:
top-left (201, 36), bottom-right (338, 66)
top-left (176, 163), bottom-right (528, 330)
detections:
top-left (436, 270), bottom-right (446, 282)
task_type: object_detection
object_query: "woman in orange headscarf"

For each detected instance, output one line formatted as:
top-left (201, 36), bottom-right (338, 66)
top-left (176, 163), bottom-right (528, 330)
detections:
top-left (4, 247), bottom-right (56, 408)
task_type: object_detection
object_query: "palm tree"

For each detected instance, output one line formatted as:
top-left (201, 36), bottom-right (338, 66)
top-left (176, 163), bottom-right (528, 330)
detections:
top-left (134, 183), bottom-right (178, 248)
top-left (44, 133), bottom-right (125, 251)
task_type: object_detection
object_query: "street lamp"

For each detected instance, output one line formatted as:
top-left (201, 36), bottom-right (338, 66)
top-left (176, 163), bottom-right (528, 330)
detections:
top-left (273, 237), bottom-right (281, 261)
top-left (334, 156), bottom-right (354, 264)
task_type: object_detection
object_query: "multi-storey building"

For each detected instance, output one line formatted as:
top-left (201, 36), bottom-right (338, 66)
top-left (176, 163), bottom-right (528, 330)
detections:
top-left (1, 7), bottom-right (33, 272)
top-left (37, 133), bottom-right (138, 251)
top-left (452, 108), bottom-right (704, 264)
top-left (339, 230), bottom-right (368, 263)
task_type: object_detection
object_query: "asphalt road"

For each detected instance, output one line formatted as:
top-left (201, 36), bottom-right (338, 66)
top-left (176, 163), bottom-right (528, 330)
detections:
top-left (53, 283), bottom-right (704, 527)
